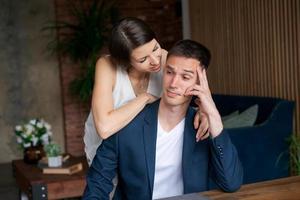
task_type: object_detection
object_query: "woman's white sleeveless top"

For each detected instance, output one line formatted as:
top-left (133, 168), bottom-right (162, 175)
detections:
top-left (84, 67), bottom-right (163, 165)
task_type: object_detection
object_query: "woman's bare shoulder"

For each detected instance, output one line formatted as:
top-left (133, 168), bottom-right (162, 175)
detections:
top-left (94, 55), bottom-right (117, 88)
top-left (96, 55), bottom-right (117, 72)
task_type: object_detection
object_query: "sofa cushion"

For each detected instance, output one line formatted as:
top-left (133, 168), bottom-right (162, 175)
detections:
top-left (223, 104), bottom-right (258, 128)
top-left (221, 110), bottom-right (239, 121)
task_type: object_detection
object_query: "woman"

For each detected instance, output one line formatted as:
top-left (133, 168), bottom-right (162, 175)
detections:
top-left (84, 17), bottom-right (209, 165)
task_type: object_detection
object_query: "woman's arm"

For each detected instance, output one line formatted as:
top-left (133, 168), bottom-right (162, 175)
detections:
top-left (91, 57), bottom-right (155, 139)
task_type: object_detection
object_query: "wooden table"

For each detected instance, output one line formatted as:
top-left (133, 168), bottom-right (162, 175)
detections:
top-left (201, 176), bottom-right (300, 200)
top-left (12, 156), bottom-right (88, 200)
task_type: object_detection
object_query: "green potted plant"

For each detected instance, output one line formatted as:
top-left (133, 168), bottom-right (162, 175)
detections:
top-left (278, 134), bottom-right (300, 175)
top-left (289, 134), bottom-right (300, 175)
top-left (44, 142), bottom-right (62, 167)
top-left (43, 0), bottom-right (118, 101)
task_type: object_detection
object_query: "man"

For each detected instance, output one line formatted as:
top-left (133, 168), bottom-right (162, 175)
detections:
top-left (83, 40), bottom-right (243, 200)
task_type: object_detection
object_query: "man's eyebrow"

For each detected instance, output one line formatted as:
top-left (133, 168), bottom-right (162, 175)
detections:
top-left (166, 65), bottom-right (175, 70)
top-left (166, 65), bottom-right (194, 74)
top-left (183, 69), bottom-right (194, 75)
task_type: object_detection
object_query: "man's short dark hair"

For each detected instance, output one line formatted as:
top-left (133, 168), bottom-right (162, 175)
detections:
top-left (167, 40), bottom-right (211, 69)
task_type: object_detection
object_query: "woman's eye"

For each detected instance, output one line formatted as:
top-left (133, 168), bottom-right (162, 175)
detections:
top-left (153, 45), bottom-right (159, 52)
top-left (166, 70), bottom-right (172, 74)
top-left (138, 58), bottom-right (147, 63)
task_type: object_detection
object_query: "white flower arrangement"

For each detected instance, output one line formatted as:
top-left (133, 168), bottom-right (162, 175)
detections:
top-left (14, 118), bottom-right (53, 149)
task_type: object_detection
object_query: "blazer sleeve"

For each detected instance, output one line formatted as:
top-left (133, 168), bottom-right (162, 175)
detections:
top-left (209, 130), bottom-right (243, 192)
top-left (82, 134), bottom-right (118, 200)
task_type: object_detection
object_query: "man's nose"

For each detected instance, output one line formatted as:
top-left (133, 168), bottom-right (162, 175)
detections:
top-left (149, 54), bottom-right (159, 65)
top-left (170, 75), bottom-right (179, 88)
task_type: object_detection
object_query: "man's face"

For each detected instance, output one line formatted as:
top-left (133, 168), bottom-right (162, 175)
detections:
top-left (162, 55), bottom-right (199, 106)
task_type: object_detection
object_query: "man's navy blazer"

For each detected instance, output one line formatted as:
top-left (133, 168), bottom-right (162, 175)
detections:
top-left (83, 100), bottom-right (243, 200)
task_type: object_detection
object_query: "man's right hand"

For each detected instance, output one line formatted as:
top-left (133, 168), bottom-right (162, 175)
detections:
top-left (185, 67), bottom-right (223, 138)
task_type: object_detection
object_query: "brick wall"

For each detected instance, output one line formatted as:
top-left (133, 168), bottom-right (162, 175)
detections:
top-left (117, 0), bottom-right (182, 50)
top-left (54, 0), bottom-right (182, 156)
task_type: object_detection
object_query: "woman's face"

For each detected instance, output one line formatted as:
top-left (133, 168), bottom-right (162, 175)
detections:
top-left (130, 39), bottom-right (162, 73)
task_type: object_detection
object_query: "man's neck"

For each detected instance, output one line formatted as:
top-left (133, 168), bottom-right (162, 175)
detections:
top-left (158, 100), bottom-right (190, 132)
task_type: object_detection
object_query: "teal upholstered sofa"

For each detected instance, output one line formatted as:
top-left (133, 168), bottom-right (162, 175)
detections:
top-left (212, 94), bottom-right (295, 184)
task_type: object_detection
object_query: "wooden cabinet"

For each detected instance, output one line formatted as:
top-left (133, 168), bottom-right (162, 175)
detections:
top-left (12, 156), bottom-right (88, 200)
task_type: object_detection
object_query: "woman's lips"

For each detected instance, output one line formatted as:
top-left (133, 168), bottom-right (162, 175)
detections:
top-left (150, 65), bottom-right (161, 72)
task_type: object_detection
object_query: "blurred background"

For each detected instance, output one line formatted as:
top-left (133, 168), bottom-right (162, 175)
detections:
top-left (1, 0), bottom-right (299, 199)
top-left (0, 0), bottom-right (299, 170)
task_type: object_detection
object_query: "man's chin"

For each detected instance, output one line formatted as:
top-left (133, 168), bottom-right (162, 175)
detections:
top-left (163, 96), bottom-right (187, 106)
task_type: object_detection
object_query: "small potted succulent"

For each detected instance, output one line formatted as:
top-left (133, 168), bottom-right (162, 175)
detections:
top-left (44, 142), bottom-right (62, 167)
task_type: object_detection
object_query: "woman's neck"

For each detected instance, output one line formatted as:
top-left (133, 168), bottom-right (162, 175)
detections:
top-left (127, 67), bottom-right (149, 80)
top-left (127, 68), bottom-right (150, 96)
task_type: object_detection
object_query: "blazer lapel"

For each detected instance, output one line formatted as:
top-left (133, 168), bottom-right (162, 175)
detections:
top-left (143, 100), bottom-right (160, 194)
top-left (182, 107), bottom-right (196, 185)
